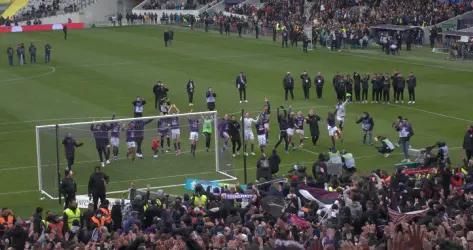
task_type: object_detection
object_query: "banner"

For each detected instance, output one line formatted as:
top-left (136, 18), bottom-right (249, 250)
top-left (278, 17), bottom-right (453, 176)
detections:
top-left (401, 167), bottom-right (437, 175)
top-left (184, 178), bottom-right (246, 191)
top-left (75, 195), bottom-right (130, 209)
top-left (0, 23), bottom-right (85, 33)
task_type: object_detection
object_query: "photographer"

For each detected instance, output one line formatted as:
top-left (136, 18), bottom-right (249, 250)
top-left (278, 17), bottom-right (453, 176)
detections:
top-left (393, 116), bottom-right (414, 162)
top-left (206, 87), bottom-right (217, 111)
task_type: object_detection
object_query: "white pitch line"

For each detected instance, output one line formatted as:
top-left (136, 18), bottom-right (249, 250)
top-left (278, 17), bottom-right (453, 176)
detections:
top-left (388, 103), bottom-right (473, 123)
top-left (0, 66), bottom-right (56, 85)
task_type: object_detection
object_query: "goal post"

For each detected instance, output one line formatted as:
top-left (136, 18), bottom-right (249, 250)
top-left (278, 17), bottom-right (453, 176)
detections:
top-left (35, 111), bottom-right (237, 199)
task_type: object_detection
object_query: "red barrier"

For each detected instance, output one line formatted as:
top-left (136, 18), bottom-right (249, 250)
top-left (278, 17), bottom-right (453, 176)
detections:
top-left (0, 23), bottom-right (85, 33)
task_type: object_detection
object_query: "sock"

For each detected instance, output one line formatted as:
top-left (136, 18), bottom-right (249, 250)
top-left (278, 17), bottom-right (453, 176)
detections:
top-left (174, 143), bottom-right (177, 151)
top-left (167, 138), bottom-right (170, 148)
top-left (178, 142), bottom-right (181, 150)
top-left (251, 144), bottom-right (254, 153)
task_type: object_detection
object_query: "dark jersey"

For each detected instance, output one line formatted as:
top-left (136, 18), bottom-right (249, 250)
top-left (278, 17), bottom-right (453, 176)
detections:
top-left (109, 122), bottom-right (120, 138)
top-left (90, 124), bottom-right (109, 144)
top-left (256, 123), bottom-right (266, 135)
top-left (170, 117), bottom-right (179, 130)
top-left (306, 114), bottom-right (321, 135)
top-left (295, 116), bottom-right (305, 130)
top-left (188, 118), bottom-right (199, 132)
top-left (157, 118), bottom-right (170, 133)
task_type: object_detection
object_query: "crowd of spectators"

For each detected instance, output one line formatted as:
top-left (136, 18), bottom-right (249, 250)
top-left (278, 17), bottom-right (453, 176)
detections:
top-left (1, 129), bottom-right (473, 249)
top-left (142, 0), bottom-right (214, 10)
top-left (10, 0), bottom-right (80, 23)
top-left (227, 3), bottom-right (258, 16)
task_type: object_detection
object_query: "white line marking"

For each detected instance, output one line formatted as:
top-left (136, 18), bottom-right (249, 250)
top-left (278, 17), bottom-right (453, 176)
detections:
top-left (0, 66), bottom-right (56, 86)
top-left (388, 104), bottom-right (473, 123)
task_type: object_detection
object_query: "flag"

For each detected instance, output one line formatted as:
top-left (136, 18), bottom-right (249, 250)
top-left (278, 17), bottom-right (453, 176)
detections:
top-left (300, 187), bottom-right (339, 204)
top-left (388, 208), bottom-right (428, 224)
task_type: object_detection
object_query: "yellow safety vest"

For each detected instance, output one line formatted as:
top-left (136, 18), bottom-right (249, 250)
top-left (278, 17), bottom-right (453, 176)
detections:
top-left (193, 194), bottom-right (208, 208)
top-left (64, 208), bottom-right (81, 230)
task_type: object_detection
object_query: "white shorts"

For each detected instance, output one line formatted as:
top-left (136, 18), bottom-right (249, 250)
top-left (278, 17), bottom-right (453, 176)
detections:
top-left (171, 129), bottom-right (181, 140)
top-left (295, 129), bottom-right (304, 136)
top-left (287, 128), bottom-right (294, 136)
top-left (189, 131), bottom-right (199, 141)
top-left (244, 131), bottom-right (254, 141)
top-left (222, 132), bottom-right (230, 139)
top-left (264, 123), bottom-right (270, 130)
top-left (257, 135), bottom-right (266, 146)
top-left (110, 137), bottom-right (119, 147)
top-left (127, 141), bottom-right (136, 148)
top-left (327, 125), bottom-right (338, 137)
top-left (336, 116), bottom-right (345, 123)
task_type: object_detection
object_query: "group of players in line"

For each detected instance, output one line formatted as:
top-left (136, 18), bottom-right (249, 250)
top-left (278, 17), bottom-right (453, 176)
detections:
top-left (62, 69), bottom-right (416, 169)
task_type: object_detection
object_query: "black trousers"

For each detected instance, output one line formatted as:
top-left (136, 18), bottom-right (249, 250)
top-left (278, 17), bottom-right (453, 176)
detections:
top-left (96, 143), bottom-right (109, 162)
top-left (231, 137), bottom-right (241, 154)
top-left (303, 86), bottom-right (310, 100)
top-left (282, 39), bottom-right (288, 47)
top-left (207, 102), bottom-right (215, 111)
top-left (239, 87), bottom-right (246, 101)
top-left (408, 88), bottom-right (415, 101)
top-left (92, 192), bottom-right (106, 210)
top-left (66, 156), bottom-right (74, 169)
top-left (383, 89), bottom-right (390, 102)
top-left (64, 193), bottom-right (76, 209)
top-left (354, 88), bottom-right (361, 101)
top-left (284, 88), bottom-right (294, 101)
top-left (362, 88), bottom-right (368, 101)
top-left (310, 134), bottom-right (319, 146)
top-left (136, 137), bottom-right (144, 154)
top-left (375, 89), bottom-right (381, 102)
top-left (187, 92), bottom-right (194, 104)
top-left (134, 112), bottom-right (142, 118)
top-left (274, 131), bottom-right (288, 151)
top-left (465, 149), bottom-right (472, 161)
top-left (204, 132), bottom-right (211, 149)
top-left (316, 86), bottom-right (323, 98)
top-left (154, 95), bottom-right (159, 109)
top-left (396, 88), bottom-right (404, 101)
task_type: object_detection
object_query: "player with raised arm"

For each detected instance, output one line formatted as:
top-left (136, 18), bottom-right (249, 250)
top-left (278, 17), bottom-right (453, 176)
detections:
top-left (259, 97), bottom-right (271, 142)
top-left (255, 119), bottom-right (267, 154)
top-left (188, 115), bottom-right (200, 157)
top-left (109, 115), bottom-right (121, 161)
top-left (274, 107), bottom-right (289, 154)
top-left (219, 114), bottom-right (231, 151)
top-left (335, 99), bottom-right (348, 131)
top-left (327, 112), bottom-right (341, 148)
top-left (294, 111), bottom-right (306, 147)
top-left (90, 123), bottom-right (110, 167)
top-left (157, 116), bottom-right (171, 153)
top-left (242, 112), bottom-right (257, 156)
top-left (126, 122), bottom-right (137, 161)
top-left (287, 107), bottom-right (295, 150)
top-left (168, 105), bottom-right (181, 155)
top-left (134, 118), bottom-right (153, 159)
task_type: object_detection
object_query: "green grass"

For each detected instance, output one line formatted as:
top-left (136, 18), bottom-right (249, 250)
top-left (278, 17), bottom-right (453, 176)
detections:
top-left (0, 25), bottom-right (472, 217)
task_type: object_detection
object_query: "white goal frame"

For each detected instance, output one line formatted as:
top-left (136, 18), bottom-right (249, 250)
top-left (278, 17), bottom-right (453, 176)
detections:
top-left (35, 111), bottom-right (237, 199)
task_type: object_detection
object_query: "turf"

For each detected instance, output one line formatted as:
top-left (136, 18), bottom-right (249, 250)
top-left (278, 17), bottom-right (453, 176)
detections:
top-left (0, 25), bottom-right (472, 217)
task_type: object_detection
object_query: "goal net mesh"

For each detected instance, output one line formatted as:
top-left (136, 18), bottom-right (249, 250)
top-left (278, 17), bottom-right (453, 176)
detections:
top-left (36, 111), bottom-right (236, 199)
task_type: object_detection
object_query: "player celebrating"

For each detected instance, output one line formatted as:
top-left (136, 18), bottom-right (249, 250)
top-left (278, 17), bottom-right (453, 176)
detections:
top-left (134, 118), bottom-right (153, 159)
top-left (294, 111), bottom-right (306, 147)
top-left (287, 109), bottom-right (296, 150)
top-left (274, 107), bottom-right (289, 154)
top-left (169, 105), bottom-right (181, 155)
top-left (109, 115), bottom-right (121, 161)
top-left (188, 116), bottom-right (200, 157)
top-left (327, 112), bottom-right (341, 148)
top-left (258, 97), bottom-right (271, 141)
top-left (157, 116), bottom-right (171, 153)
top-left (242, 112), bottom-right (257, 156)
top-left (255, 119), bottom-right (267, 154)
top-left (126, 122), bottom-right (137, 161)
top-left (335, 99), bottom-right (348, 131)
top-left (90, 123), bottom-right (110, 167)
top-left (219, 114), bottom-right (231, 151)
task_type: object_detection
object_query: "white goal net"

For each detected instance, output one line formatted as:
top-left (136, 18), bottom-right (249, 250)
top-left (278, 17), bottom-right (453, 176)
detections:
top-left (35, 111), bottom-right (236, 199)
